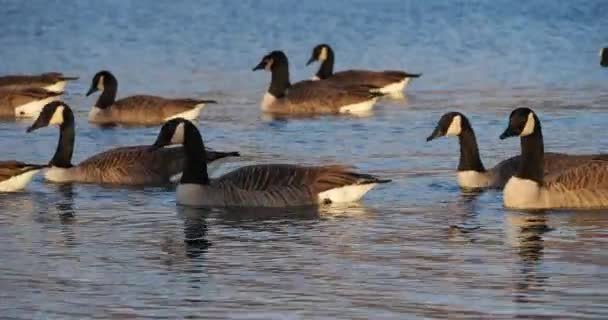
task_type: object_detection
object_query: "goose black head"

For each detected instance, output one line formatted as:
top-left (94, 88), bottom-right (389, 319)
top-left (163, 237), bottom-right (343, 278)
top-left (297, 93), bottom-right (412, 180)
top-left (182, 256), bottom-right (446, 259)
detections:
top-left (426, 112), bottom-right (468, 141)
top-left (150, 118), bottom-right (192, 150)
top-left (253, 50), bottom-right (289, 72)
top-left (306, 43), bottom-right (333, 66)
top-left (600, 47), bottom-right (608, 67)
top-left (86, 70), bottom-right (116, 96)
top-left (27, 101), bottom-right (72, 132)
top-left (500, 107), bottom-right (539, 139)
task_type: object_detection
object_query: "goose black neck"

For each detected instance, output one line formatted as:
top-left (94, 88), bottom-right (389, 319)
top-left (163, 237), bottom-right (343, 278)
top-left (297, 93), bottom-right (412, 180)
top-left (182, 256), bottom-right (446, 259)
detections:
top-left (50, 111), bottom-right (75, 168)
top-left (516, 123), bottom-right (544, 184)
top-left (95, 77), bottom-right (118, 109)
top-left (180, 123), bottom-right (210, 185)
top-left (457, 126), bottom-right (485, 172)
top-left (316, 51), bottom-right (335, 79)
top-left (268, 60), bottom-right (291, 98)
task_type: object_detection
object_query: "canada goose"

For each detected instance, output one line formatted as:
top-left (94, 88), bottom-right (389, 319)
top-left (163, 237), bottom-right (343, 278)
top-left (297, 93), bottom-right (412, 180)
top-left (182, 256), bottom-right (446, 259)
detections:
top-left (427, 112), bottom-right (599, 190)
top-left (85, 70), bottom-right (216, 126)
top-left (600, 47), bottom-right (608, 67)
top-left (253, 50), bottom-right (384, 115)
top-left (0, 161), bottom-right (46, 192)
top-left (0, 87), bottom-right (63, 118)
top-left (150, 118), bottom-right (391, 207)
top-left (500, 107), bottom-right (608, 209)
top-left (27, 101), bottom-right (239, 186)
top-left (306, 44), bottom-right (421, 95)
top-left (0, 72), bottom-right (78, 93)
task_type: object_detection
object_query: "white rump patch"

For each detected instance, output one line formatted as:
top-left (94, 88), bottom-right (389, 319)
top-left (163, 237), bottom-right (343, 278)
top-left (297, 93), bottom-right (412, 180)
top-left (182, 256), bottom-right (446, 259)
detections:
top-left (261, 92), bottom-right (277, 111)
top-left (446, 114), bottom-right (462, 136)
top-left (378, 78), bottom-right (409, 94)
top-left (0, 169), bottom-right (41, 192)
top-left (317, 183), bottom-right (377, 204)
top-left (164, 105), bottom-right (204, 122)
top-left (15, 96), bottom-right (58, 118)
top-left (311, 75), bottom-right (321, 81)
top-left (338, 98), bottom-right (377, 114)
top-left (44, 81), bottom-right (67, 93)
top-left (503, 176), bottom-right (543, 209)
top-left (44, 167), bottom-right (73, 183)
top-left (457, 170), bottom-right (491, 189)
top-left (49, 105), bottom-right (65, 125)
top-left (520, 112), bottom-right (535, 136)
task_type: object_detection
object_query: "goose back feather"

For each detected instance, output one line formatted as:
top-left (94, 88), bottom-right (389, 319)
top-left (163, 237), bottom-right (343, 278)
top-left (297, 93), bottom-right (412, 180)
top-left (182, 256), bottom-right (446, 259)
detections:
top-left (0, 72), bottom-right (78, 93)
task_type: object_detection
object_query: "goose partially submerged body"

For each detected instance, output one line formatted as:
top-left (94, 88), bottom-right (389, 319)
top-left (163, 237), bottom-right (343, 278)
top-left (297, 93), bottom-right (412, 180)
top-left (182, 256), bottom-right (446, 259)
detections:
top-left (306, 44), bottom-right (421, 95)
top-left (253, 50), bottom-right (383, 115)
top-left (86, 70), bottom-right (216, 126)
top-left (150, 118), bottom-right (391, 207)
top-left (0, 87), bottom-right (63, 118)
top-left (27, 101), bottom-right (239, 186)
top-left (500, 107), bottom-right (608, 209)
top-left (0, 72), bottom-right (78, 93)
top-left (427, 112), bottom-right (600, 190)
top-left (0, 161), bottom-right (46, 192)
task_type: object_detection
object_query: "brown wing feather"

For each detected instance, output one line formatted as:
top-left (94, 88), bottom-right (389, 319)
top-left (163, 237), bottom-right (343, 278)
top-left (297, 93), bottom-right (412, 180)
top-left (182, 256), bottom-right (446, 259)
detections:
top-left (328, 70), bottom-right (408, 88)
top-left (0, 73), bottom-right (74, 91)
top-left (545, 159), bottom-right (608, 190)
top-left (0, 161), bottom-right (45, 181)
top-left (215, 164), bottom-right (379, 193)
top-left (109, 95), bottom-right (203, 124)
top-left (270, 81), bottom-right (376, 114)
top-left (0, 88), bottom-right (61, 116)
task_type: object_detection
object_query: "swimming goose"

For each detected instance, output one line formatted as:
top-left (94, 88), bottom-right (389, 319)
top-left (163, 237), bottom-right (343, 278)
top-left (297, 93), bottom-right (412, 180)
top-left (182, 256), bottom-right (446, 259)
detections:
top-left (253, 50), bottom-right (383, 115)
top-left (150, 118), bottom-right (391, 207)
top-left (0, 161), bottom-right (46, 192)
top-left (306, 44), bottom-right (421, 95)
top-left (0, 87), bottom-right (63, 118)
top-left (85, 70), bottom-right (216, 126)
top-left (601, 48), bottom-right (608, 67)
top-left (500, 107), bottom-right (608, 209)
top-left (0, 72), bottom-right (78, 93)
top-left (427, 112), bottom-right (599, 190)
top-left (26, 101), bottom-right (239, 185)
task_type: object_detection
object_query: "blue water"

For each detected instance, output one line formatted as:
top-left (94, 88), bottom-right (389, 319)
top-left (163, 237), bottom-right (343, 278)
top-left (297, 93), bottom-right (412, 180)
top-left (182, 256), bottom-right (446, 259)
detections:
top-left (0, 1), bottom-right (607, 319)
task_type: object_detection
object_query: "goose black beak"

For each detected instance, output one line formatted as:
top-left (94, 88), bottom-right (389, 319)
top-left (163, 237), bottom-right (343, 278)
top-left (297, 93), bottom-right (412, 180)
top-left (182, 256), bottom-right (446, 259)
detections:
top-left (252, 61), bottom-right (266, 71)
top-left (85, 86), bottom-right (97, 96)
top-left (306, 56), bottom-right (316, 66)
top-left (26, 117), bottom-right (47, 133)
top-left (499, 127), bottom-right (517, 140)
top-left (426, 127), bottom-right (443, 142)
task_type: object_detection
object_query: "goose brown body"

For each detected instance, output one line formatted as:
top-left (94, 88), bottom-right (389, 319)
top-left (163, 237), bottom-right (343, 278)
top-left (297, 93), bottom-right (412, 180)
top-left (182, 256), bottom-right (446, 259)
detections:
top-left (0, 88), bottom-right (62, 117)
top-left (0, 72), bottom-right (78, 92)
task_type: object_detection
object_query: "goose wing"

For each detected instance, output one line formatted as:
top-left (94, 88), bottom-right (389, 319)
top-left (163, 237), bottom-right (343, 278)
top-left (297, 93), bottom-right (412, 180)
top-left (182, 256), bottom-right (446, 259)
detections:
top-left (330, 70), bottom-right (420, 87)
top-left (0, 73), bottom-right (76, 90)
top-left (545, 157), bottom-right (608, 190)
top-left (215, 164), bottom-right (386, 193)
top-left (0, 88), bottom-right (61, 115)
top-left (111, 95), bottom-right (212, 124)
top-left (75, 146), bottom-right (185, 184)
top-left (0, 161), bottom-right (45, 181)
top-left (279, 81), bottom-right (377, 113)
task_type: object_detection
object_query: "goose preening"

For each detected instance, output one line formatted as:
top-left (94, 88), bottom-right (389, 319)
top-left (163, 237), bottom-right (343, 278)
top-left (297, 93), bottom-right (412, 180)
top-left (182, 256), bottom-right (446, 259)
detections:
top-left (27, 101), bottom-right (239, 186)
top-left (85, 70), bottom-right (216, 126)
top-left (253, 50), bottom-right (384, 115)
top-left (0, 161), bottom-right (46, 192)
top-left (0, 72), bottom-right (78, 93)
top-left (500, 107), bottom-right (608, 209)
top-left (150, 118), bottom-right (390, 207)
top-left (306, 44), bottom-right (421, 95)
top-left (0, 87), bottom-right (63, 118)
top-left (427, 112), bottom-right (599, 190)
top-left (600, 47), bottom-right (608, 67)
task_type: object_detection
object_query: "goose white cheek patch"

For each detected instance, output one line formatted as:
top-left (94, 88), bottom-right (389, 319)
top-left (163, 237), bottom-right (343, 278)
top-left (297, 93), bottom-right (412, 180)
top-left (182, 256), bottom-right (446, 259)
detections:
top-left (49, 106), bottom-right (65, 125)
top-left (170, 122), bottom-right (185, 145)
top-left (445, 115), bottom-right (462, 136)
top-left (520, 112), bottom-right (535, 136)
top-left (319, 47), bottom-right (328, 61)
top-left (97, 75), bottom-right (105, 90)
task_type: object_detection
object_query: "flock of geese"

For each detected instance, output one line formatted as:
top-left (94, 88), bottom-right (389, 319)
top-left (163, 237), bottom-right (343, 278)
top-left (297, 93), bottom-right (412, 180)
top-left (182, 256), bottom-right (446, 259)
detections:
top-left (0, 45), bottom-right (607, 210)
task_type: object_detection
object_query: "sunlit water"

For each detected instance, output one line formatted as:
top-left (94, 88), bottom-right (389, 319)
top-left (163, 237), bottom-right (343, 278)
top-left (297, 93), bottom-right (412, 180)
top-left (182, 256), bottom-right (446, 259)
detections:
top-left (1, 1), bottom-right (607, 319)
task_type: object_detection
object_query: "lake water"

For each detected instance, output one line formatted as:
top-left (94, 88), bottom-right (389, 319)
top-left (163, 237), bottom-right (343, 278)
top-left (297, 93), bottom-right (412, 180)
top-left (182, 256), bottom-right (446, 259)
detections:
top-left (1, 1), bottom-right (608, 319)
